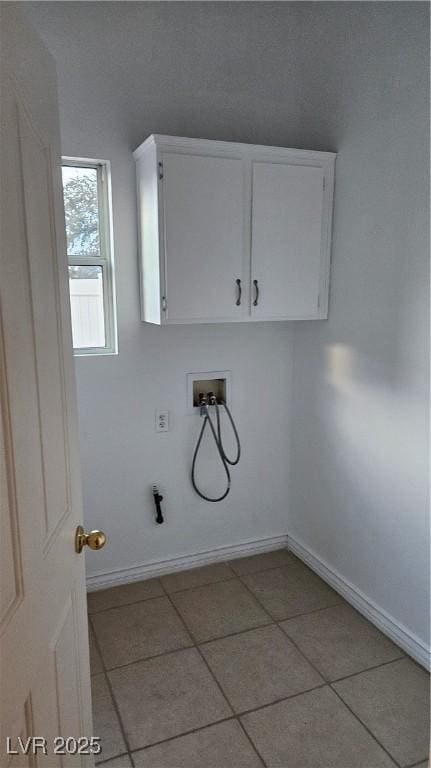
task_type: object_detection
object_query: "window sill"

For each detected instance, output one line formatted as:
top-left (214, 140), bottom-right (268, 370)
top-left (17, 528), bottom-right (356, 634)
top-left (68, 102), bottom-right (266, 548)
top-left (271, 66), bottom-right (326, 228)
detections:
top-left (73, 346), bottom-right (118, 358)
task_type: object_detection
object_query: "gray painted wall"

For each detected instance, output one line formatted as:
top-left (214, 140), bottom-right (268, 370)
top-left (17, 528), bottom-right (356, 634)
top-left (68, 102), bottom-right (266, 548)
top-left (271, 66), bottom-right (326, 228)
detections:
top-left (287, 3), bottom-right (430, 648)
top-left (26, 2), bottom-right (429, 649)
top-left (25, 1), bottom-right (304, 580)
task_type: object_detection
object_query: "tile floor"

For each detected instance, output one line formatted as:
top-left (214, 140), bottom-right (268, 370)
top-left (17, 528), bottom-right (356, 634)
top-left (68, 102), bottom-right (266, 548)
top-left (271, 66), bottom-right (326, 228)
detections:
top-left (88, 549), bottom-right (430, 768)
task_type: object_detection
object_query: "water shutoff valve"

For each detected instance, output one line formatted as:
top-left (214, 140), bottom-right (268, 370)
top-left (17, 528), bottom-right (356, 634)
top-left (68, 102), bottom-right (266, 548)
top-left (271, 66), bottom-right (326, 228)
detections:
top-left (152, 485), bottom-right (164, 524)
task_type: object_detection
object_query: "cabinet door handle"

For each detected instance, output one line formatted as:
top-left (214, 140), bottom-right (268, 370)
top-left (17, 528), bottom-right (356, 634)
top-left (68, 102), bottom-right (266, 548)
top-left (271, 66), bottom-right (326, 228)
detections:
top-left (253, 279), bottom-right (259, 307)
top-left (235, 278), bottom-right (242, 306)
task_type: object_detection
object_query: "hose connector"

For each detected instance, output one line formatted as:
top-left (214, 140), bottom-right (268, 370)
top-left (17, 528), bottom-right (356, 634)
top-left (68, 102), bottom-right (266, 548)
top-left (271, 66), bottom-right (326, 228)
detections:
top-left (199, 393), bottom-right (208, 416)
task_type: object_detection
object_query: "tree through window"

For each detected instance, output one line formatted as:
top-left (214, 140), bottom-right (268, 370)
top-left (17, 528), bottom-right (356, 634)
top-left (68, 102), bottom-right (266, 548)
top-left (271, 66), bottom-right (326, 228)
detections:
top-left (62, 160), bottom-right (117, 354)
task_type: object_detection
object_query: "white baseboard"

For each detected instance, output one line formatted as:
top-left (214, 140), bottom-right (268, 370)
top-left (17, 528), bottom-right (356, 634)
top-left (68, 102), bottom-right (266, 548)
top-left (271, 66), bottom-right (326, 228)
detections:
top-left (86, 529), bottom-right (430, 671)
top-left (288, 535), bottom-right (430, 671)
top-left (86, 533), bottom-right (288, 592)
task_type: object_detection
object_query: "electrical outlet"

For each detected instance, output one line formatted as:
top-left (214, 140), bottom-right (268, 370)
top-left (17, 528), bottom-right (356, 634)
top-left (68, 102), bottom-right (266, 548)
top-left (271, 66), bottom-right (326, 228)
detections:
top-left (155, 410), bottom-right (169, 432)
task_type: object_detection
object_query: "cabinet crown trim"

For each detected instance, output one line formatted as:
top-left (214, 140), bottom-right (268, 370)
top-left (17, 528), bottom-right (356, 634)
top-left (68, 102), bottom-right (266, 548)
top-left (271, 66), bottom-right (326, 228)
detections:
top-left (133, 133), bottom-right (337, 162)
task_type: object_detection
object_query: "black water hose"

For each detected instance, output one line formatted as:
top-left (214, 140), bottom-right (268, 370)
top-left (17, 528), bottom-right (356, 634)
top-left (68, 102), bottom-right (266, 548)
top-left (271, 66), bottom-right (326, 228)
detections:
top-left (191, 399), bottom-right (241, 502)
top-left (215, 400), bottom-right (241, 466)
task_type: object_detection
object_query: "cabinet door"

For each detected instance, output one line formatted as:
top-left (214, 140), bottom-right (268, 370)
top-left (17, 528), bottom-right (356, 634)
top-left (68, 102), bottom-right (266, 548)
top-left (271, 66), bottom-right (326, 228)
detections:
top-left (161, 152), bottom-right (245, 322)
top-left (250, 161), bottom-right (325, 319)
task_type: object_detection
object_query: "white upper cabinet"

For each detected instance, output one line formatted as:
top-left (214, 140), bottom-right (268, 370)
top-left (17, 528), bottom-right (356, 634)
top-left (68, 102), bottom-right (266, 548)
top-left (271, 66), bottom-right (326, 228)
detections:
top-left (162, 152), bottom-right (245, 322)
top-left (251, 161), bottom-right (325, 319)
top-left (133, 135), bottom-right (335, 324)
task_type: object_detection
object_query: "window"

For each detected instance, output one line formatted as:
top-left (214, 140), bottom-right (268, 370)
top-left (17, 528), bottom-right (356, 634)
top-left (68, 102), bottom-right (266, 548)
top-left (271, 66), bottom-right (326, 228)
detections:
top-left (62, 159), bottom-right (117, 355)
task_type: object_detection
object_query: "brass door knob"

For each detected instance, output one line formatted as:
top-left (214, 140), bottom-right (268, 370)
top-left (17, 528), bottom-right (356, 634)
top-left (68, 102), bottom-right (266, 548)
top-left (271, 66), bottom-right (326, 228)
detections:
top-left (75, 525), bottom-right (106, 554)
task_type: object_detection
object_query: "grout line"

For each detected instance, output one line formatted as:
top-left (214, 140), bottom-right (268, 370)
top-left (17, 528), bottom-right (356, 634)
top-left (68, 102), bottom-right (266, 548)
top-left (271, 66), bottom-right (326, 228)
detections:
top-left (274, 619), bottom-right (403, 766)
top-left (89, 615), bottom-right (134, 765)
top-left (164, 573), bottom-right (237, 595)
top-left (403, 655), bottom-right (431, 675)
top-left (274, 599), bottom-right (346, 622)
top-left (95, 752), bottom-right (130, 767)
top-left (238, 569), bottom-right (406, 766)
top-left (128, 715), bottom-right (237, 754)
top-left (327, 655), bottom-right (406, 684)
top-left (89, 560), bottom-right (300, 614)
top-left (235, 716), bottom-right (268, 767)
top-left (236, 582), bottom-right (331, 686)
top-left (265, 597), bottom-right (410, 665)
top-left (126, 685), bottom-right (336, 759)
top-left (239, 565), bottom-right (343, 629)
top-left (329, 685), bottom-right (403, 768)
top-left (227, 556), bottom-right (297, 578)
top-left (88, 590), bottom-right (167, 615)
top-left (237, 573), bottom-right (280, 624)
top-left (160, 577), bottom-right (269, 768)
top-left (283, 630), bottom-right (404, 767)
top-left (87, 551), bottom-right (301, 615)
top-left (88, 574), bottom-right (241, 615)
top-left (236, 682), bottom-right (328, 718)
top-left (100, 642), bottom-right (196, 674)
top-left (92, 605), bottom-right (345, 676)
top-left (93, 600), bottom-right (272, 674)
top-left (89, 560), bottom-right (424, 768)
top-left (158, 579), bottom-right (232, 700)
top-left (195, 621), bottom-right (274, 647)
top-left (192, 636), bottom-right (269, 768)
top-left (91, 571), bottom-right (385, 685)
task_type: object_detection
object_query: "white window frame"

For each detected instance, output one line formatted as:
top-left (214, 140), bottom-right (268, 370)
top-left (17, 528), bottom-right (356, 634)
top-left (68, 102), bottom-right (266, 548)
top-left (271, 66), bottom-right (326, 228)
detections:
top-left (62, 157), bottom-right (118, 356)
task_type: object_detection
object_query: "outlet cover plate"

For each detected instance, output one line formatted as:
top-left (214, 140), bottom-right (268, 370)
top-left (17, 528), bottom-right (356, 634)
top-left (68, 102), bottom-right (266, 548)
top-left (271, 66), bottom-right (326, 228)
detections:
top-left (155, 409), bottom-right (170, 432)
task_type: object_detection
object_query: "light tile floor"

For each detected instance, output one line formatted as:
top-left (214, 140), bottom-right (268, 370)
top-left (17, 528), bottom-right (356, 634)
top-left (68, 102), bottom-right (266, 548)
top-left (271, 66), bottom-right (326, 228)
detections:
top-left (88, 551), bottom-right (430, 768)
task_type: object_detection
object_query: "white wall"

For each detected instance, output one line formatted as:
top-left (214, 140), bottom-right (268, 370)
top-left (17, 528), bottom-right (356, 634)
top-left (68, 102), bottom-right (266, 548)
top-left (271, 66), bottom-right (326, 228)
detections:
top-left (25, 1), bottom-right (303, 581)
top-left (26, 2), bottom-right (429, 655)
top-left (288, 3), bottom-right (430, 652)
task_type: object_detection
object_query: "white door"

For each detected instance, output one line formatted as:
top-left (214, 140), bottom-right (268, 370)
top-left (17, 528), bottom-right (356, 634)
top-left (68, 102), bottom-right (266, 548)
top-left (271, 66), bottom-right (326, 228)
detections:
top-left (1, 8), bottom-right (95, 765)
top-left (250, 161), bottom-right (325, 319)
top-left (161, 152), bottom-right (245, 322)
